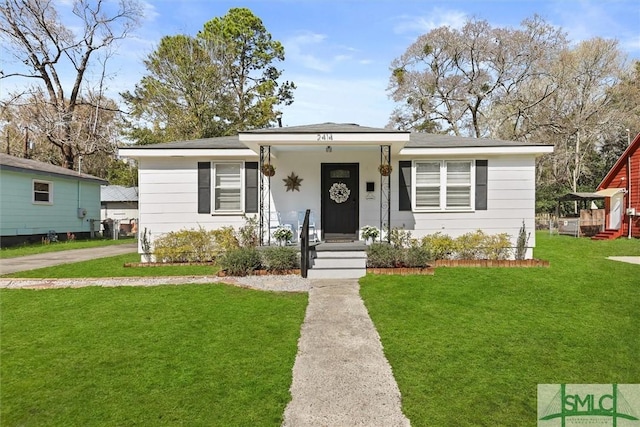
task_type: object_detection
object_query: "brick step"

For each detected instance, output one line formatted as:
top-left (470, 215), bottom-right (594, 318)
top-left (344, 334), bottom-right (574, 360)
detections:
top-left (591, 229), bottom-right (618, 240)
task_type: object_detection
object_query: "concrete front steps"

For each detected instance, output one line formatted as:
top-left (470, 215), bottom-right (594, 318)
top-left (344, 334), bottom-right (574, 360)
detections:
top-left (307, 242), bottom-right (367, 279)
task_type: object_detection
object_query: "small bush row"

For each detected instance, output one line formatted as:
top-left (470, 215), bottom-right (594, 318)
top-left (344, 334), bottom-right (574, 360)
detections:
top-left (218, 247), bottom-right (300, 276)
top-left (367, 229), bottom-right (514, 267)
top-left (151, 217), bottom-right (260, 263)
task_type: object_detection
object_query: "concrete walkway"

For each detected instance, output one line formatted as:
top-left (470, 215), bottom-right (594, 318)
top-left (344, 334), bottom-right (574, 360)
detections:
top-left (607, 256), bottom-right (640, 265)
top-left (282, 279), bottom-right (410, 427)
top-left (0, 243), bottom-right (137, 274)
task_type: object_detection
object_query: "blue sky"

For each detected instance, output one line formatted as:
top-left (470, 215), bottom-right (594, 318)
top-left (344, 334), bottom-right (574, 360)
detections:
top-left (3, 0), bottom-right (640, 129)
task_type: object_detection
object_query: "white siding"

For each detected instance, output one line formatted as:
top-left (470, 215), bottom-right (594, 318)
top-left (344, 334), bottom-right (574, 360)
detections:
top-left (136, 151), bottom-right (538, 258)
top-left (393, 155), bottom-right (537, 254)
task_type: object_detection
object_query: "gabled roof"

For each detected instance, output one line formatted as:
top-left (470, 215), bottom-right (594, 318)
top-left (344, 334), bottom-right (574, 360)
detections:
top-left (0, 153), bottom-right (107, 184)
top-left (101, 185), bottom-right (139, 202)
top-left (598, 133), bottom-right (640, 189)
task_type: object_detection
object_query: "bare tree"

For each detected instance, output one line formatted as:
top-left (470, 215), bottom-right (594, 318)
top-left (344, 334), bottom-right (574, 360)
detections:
top-left (0, 0), bottom-right (142, 169)
top-left (388, 16), bottom-right (566, 137)
top-left (528, 38), bottom-right (629, 192)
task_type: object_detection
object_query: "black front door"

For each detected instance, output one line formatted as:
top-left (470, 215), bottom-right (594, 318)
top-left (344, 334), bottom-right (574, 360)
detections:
top-left (321, 163), bottom-right (359, 240)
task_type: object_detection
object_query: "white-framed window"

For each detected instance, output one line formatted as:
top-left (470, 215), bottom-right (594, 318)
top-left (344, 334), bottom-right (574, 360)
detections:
top-left (413, 160), bottom-right (474, 211)
top-left (213, 162), bottom-right (243, 213)
top-left (33, 179), bottom-right (53, 204)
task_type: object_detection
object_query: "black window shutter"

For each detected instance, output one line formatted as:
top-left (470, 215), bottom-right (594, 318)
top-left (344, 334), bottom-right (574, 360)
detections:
top-left (245, 162), bottom-right (258, 213)
top-left (399, 161), bottom-right (412, 211)
top-left (197, 162), bottom-right (211, 214)
top-left (475, 160), bottom-right (488, 210)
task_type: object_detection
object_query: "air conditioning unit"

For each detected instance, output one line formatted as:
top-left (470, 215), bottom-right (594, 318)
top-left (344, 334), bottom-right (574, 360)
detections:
top-left (626, 208), bottom-right (636, 216)
top-left (77, 208), bottom-right (87, 218)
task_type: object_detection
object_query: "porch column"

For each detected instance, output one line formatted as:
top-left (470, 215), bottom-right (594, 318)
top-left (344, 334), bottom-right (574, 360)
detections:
top-left (259, 145), bottom-right (272, 245)
top-left (380, 145), bottom-right (391, 243)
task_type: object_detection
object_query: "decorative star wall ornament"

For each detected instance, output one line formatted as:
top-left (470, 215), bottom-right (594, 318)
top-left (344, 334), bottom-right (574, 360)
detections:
top-left (283, 172), bottom-right (303, 192)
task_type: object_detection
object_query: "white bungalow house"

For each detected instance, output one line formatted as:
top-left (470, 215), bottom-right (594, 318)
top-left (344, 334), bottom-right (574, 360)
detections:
top-left (119, 123), bottom-right (552, 277)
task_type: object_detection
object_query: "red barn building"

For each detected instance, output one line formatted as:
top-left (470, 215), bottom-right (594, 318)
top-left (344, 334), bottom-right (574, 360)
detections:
top-left (593, 133), bottom-right (640, 239)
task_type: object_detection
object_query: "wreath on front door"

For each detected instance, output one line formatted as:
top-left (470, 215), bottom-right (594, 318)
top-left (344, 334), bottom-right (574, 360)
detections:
top-left (329, 182), bottom-right (350, 204)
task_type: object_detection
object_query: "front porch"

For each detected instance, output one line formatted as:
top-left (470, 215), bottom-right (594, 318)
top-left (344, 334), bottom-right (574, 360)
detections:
top-left (238, 124), bottom-right (408, 247)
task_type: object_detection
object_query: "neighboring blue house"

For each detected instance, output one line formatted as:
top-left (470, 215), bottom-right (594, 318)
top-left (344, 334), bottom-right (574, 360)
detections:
top-left (0, 153), bottom-right (107, 247)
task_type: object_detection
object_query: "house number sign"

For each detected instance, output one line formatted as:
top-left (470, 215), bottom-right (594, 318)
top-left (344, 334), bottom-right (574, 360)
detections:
top-left (317, 133), bottom-right (333, 141)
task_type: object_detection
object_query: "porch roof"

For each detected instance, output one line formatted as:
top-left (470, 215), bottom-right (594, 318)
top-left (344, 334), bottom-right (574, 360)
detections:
top-left (243, 122), bottom-right (405, 134)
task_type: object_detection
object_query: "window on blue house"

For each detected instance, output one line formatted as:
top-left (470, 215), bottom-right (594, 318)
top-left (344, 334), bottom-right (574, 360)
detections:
top-left (33, 180), bottom-right (52, 204)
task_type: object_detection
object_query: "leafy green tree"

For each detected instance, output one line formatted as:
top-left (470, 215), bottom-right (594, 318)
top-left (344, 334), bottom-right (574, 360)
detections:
top-left (123, 8), bottom-right (295, 144)
top-left (105, 159), bottom-right (138, 186)
top-left (121, 34), bottom-right (231, 143)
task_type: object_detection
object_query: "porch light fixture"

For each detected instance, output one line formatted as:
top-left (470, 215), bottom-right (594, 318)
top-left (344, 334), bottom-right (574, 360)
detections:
top-left (326, 146), bottom-right (332, 153)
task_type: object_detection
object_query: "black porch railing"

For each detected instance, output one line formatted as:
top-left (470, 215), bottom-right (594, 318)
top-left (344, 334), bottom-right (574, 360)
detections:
top-left (300, 209), bottom-right (310, 278)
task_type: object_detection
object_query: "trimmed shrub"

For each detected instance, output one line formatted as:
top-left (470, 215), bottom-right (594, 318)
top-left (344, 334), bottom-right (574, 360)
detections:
top-left (218, 247), bottom-right (261, 276)
top-left (261, 247), bottom-right (299, 271)
top-left (153, 227), bottom-right (216, 262)
top-left (454, 230), bottom-right (487, 260)
top-left (405, 245), bottom-right (432, 267)
top-left (483, 233), bottom-right (512, 260)
top-left (212, 226), bottom-right (240, 253)
top-left (366, 243), bottom-right (404, 268)
top-left (421, 232), bottom-right (456, 260)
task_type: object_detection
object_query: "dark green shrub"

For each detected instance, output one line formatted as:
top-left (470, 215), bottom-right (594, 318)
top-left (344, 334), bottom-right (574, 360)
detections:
top-left (261, 247), bottom-right (299, 271)
top-left (366, 243), bottom-right (403, 268)
top-left (218, 248), bottom-right (261, 276)
top-left (405, 245), bottom-right (431, 267)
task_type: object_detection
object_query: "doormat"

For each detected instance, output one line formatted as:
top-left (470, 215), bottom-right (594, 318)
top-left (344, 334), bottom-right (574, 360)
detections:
top-left (324, 238), bottom-right (354, 243)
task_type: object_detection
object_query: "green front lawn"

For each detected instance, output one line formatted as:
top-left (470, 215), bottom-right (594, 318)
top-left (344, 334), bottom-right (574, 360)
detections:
top-left (0, 237), bottom-right (135, 259)
top-left (1, 284), bottom-right (307, 426)
top-left (3, 253), bottom-right (219, 278)
top-left (361, 233), bottom-right (640, 426)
